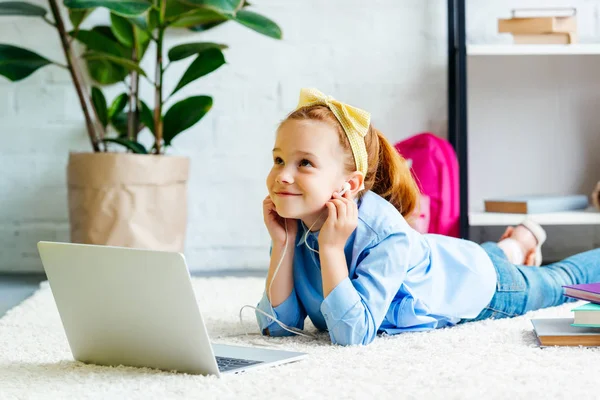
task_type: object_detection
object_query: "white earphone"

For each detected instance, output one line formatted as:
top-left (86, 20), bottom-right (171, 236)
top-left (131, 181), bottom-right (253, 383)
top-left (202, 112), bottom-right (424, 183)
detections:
top-left (338, 181), bottom-right (351, 196)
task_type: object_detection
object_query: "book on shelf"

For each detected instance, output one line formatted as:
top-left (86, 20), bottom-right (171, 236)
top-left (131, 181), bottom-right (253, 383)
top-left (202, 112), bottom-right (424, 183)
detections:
top-left (498, 16), bottom-right (577, 34)
top-left (511, 7), bottom-right (576, 19)
top-left (571, 303), bottom-right (600, 327)
top-left (484, 194), bottom-right (589, 214)
top-left (563, 282), bottom-right (600, 303)
top-left (513, 32), bottom-right (577, 45)
top-left (530, 318), bottom-right (600, 347)
top-left (498, 7), bottom-right (577, 36)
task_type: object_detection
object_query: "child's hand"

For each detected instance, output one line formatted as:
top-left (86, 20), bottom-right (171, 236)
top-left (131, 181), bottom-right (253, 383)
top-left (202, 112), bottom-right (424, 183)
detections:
top-left (263, 195), bottom-right (298, 247)
top-left (318, 191), bottom-right (357, 250)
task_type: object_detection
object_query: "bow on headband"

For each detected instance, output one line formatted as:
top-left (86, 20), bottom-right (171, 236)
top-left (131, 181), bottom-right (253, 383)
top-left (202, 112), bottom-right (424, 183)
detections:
top-left (295, 88), bottom-right (370, 177)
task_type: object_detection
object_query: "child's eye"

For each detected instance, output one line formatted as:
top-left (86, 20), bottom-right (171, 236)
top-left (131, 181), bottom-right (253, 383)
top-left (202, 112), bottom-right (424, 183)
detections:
top-left (299, 159), bottom-right (313, 167)
top-left (274, 157), bottom-right (283, 165)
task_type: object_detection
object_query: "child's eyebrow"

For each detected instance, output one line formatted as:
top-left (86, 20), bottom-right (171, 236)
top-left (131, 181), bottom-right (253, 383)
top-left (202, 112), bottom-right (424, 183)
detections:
top-left (272, 148), bottom-right (318, 158)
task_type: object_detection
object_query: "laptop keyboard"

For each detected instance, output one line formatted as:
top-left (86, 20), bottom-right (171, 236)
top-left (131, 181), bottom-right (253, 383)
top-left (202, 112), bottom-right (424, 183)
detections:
top-left (216, 356), bottom-right (262, 372)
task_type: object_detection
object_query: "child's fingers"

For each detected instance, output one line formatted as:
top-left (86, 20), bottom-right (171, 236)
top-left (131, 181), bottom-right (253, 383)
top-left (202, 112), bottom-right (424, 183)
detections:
top-left (325, 201), bottom-right (336, 222)
top-left (331, 199), bottom-right (346, 219)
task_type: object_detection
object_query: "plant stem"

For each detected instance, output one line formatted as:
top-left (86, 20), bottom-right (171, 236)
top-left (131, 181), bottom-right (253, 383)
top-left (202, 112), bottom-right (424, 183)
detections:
top-left (47, 0), bottom-right (102, 152)
top-left (153, 0), bottom-right (166, 155)
top-left (127, 34), bottom-right (140, 142)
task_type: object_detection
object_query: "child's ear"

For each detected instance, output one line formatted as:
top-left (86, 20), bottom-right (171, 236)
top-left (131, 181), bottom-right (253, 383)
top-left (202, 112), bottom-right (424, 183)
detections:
top-left (346, 171), bottom-right (365, 193)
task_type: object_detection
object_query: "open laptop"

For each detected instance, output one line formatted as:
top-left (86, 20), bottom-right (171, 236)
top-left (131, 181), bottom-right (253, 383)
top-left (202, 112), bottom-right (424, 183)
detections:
top-left (37, 241), bottom-right (307, 376)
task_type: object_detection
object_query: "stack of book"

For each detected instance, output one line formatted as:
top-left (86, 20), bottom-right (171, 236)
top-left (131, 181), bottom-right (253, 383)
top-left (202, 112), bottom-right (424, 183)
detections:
top-left (531, 283), bottom-right (600, 346)
top-left (564, 283), bottom-right (600, 328)
top-left (498, 8), bottom-right (578, 45)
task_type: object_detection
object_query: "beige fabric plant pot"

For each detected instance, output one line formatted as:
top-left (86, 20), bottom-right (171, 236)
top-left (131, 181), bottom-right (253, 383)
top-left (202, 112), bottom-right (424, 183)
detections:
top-left (67, 152), bottom-right (190, 252)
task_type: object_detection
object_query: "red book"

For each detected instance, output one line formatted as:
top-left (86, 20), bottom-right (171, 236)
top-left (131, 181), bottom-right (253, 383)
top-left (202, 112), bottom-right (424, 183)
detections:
top-left (563, 283), bottom-right (600, 304)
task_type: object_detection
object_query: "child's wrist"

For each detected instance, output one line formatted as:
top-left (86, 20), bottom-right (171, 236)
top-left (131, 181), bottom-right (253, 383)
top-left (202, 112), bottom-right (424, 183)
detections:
top-left (272, 238), bottom-right (295, 251)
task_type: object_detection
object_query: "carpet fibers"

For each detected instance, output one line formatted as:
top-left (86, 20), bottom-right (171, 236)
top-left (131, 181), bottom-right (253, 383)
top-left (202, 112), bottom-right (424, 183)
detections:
top-left (1, 277), bottom-right (599, 399)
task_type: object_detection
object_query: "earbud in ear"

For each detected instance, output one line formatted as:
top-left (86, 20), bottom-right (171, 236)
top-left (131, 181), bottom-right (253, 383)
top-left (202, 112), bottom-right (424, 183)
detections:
top-left (338, 182), bottom-right (351, 196)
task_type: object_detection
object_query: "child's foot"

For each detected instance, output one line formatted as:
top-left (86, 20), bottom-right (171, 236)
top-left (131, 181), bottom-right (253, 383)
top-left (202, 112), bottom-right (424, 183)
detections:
top-left (497, 219), bottom-right (547, 266)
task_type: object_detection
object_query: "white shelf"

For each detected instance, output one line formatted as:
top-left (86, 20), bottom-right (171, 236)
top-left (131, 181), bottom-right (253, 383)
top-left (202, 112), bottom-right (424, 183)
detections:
top-left (468, 44), bottom-right (600, 56)
top-left (469, 207), bottom-right (600, 226)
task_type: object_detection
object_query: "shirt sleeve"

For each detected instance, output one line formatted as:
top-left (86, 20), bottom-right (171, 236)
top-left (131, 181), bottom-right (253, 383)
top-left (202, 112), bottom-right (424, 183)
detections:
top-left (255, 287), bottom-right (307, 336)
top-left (320, 232), bottom-right (409, 346)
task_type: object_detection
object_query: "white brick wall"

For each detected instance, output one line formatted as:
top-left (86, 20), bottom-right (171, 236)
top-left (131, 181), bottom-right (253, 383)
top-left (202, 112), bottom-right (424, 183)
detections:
top-left (1, 0), bottom-right (600, 272)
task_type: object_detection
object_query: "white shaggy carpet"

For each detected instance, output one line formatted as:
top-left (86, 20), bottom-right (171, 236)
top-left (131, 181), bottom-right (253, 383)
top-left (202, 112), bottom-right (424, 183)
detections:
top-left (1, 277), bottom-right (599, 400)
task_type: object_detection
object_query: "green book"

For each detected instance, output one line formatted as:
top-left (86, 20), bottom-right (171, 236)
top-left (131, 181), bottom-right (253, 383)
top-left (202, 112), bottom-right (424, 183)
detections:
top-left (571, 302), bottom-right (600, 327)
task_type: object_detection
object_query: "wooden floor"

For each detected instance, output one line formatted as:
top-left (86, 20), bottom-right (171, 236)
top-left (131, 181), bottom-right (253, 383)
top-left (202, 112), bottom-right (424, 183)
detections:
top-left (0, 270), bottom-right (265, 318)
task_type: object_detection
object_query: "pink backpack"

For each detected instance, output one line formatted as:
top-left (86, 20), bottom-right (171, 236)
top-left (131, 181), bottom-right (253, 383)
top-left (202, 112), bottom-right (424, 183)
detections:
top-left (394, 132), bottom-right (460, 238)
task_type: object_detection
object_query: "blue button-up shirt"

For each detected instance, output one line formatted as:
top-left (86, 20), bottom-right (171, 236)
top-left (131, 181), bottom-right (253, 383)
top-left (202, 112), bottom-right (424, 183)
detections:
top-left (256, 191), bottom-right (496, 346)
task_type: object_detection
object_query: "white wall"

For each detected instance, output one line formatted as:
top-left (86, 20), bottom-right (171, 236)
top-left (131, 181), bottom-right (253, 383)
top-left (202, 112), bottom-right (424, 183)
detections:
top-left (0, 0), bottom-right (599, 272)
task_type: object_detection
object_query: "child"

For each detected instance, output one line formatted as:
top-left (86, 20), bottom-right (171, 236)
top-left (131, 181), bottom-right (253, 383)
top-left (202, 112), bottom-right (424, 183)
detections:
top-left (254, 87), bottom-right (600, 346)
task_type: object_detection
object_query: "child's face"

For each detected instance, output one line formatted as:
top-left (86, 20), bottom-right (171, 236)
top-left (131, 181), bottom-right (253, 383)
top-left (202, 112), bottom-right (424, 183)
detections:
top-left (267, 119), bottom-right (348, 219)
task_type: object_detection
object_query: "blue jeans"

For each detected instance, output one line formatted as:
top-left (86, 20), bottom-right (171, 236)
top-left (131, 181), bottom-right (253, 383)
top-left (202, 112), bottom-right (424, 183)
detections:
top-left (459, 242), bottom-right (600, 323)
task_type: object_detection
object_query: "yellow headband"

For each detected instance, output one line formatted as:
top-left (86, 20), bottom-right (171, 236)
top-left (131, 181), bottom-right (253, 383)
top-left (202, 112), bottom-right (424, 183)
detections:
top-left (295, 88), bottom-right (370, 176)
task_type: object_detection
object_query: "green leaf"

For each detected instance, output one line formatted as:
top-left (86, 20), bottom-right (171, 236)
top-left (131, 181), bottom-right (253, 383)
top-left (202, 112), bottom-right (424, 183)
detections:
top-left (110, 110), bottom-right (145, 137)
top-left (64, 0), bottom-right (151, 17)
top-left (230, 9), bottom-right (281, 39)
top-left (147, 8), bottom-right (159, 30)
top-left (70, 29), bottom-right (124, 56)
top-left (163, 96), bottom-right (212, 145)
top-left (0, 44), bottom-right (52, 81)
top-left (91, 86), bottom-right (108, 128)
top-left (103, 137), bottom-right (148, 153)
top-left (0, 1), bottom-right (46, 16)
top-left (169, 7), bottom-right (225, 28)
top-left (108, 93), bottom-right (128, 120)
top-left (134, 25), bottom-right (151, 58)
top-left (187, 20), bottom-right (225, 32)
top-left (84, 51), bottom-right (147, 76)
top-left (110, 13), bottom-right (134, 48)
top-left (165, 0), bottom-right (194, 18)
top-left (69, 9), bottom-right (92, 28)
top-left (86, 57), bottom-right (127, 84)
top-left (128, 15), bottom-right (148, 31)
top-left (140, 100), bottom-right (154, 134)
top-left (177, 0), bottom-right (242, 14)
top-left (168, 42), bottom-right (227, 62)
top-left (171, 48), bottom-right (225, 95)
top-left (109, 111), bottom-right (128, 136)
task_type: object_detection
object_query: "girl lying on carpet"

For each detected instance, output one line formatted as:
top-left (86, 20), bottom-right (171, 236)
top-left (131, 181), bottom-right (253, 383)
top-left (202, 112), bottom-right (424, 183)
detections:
top-left (254, 87), bottom-right (600, 346)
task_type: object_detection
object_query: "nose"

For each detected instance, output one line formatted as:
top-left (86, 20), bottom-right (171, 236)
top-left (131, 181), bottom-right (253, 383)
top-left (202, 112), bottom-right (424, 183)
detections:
top-left (276, 168), bottom-right (294, 185)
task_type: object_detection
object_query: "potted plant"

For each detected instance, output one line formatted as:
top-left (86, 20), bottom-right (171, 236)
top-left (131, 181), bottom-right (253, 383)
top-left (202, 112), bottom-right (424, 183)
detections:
top-left (0, 0), bottom-right (282, 251)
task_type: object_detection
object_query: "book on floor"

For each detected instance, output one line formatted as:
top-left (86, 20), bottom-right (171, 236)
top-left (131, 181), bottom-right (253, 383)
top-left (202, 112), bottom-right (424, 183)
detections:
top-left (530, 318), bottom-right (600, 347)
top-left (484, 194), bottom-right (589, 214)
top-left (563, 282), bottom-right (600, 304)
top-left (571, 303), bottom-right (600, 327)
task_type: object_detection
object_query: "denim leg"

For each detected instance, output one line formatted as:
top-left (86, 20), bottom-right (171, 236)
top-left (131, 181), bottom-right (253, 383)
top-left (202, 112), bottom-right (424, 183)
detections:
top-left (519, 247), bottom-right (600, 313)
top-left (461, 243), bottom-right (600, 323)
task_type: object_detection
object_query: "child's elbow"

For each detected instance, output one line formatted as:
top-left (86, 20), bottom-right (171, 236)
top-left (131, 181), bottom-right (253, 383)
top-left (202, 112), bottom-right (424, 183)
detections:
top-left (330, 329), bottom-right (376, 346)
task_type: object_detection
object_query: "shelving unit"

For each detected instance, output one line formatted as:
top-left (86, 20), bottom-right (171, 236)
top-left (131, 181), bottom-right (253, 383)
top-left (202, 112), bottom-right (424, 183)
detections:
top-left (447, 0), bottom-right (600, 239)
top-left (468, 44), bottom-right (600, 56)
top-left (470, 208), bottom-right (600, 226)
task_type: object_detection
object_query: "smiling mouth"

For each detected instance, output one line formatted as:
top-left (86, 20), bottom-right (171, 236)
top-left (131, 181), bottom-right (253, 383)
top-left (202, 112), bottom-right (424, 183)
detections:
top-left (275, 192), bottom-right (302, 196)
